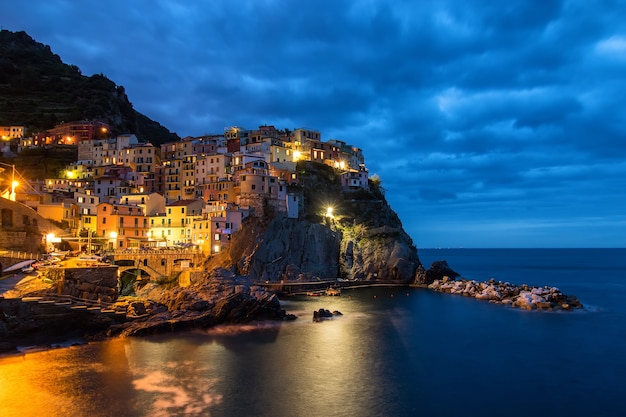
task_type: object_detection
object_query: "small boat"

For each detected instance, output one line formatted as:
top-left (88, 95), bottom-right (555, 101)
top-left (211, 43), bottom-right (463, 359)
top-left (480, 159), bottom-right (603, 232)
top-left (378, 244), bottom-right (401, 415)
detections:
top-left (48, 251), bottom-right (70, 259)
top-left (3, 259), bottom-right (36, 273)
top-left (325, 287), bottom-right (341, 296)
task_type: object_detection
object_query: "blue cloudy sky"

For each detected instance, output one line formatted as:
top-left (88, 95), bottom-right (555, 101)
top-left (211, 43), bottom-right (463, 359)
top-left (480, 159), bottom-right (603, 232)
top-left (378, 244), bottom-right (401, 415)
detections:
top-left (2, 0), bottom-right (625, 248)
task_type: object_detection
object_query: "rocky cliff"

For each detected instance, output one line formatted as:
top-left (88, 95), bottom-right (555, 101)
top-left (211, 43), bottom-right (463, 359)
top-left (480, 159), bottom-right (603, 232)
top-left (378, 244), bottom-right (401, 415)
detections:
top-left (208, 161), bottom-right (423, 285)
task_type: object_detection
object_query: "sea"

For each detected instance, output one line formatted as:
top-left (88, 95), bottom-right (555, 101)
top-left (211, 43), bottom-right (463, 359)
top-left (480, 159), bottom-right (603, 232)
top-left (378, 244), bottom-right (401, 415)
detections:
top-left (1, 248), bottom-right (625, 417)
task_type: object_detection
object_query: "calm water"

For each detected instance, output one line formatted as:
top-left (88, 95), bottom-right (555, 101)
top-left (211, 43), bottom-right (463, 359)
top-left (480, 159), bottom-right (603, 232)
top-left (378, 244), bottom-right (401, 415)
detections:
top-left (1, 248), bottom-right (625, 417)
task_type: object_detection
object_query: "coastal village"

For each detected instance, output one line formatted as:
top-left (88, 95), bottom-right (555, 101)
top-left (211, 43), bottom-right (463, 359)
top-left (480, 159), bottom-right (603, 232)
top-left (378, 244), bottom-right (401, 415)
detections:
top-left (0, 119), bottom-right (582, 345)
top-left (0, 121), bottom-right (370, 256)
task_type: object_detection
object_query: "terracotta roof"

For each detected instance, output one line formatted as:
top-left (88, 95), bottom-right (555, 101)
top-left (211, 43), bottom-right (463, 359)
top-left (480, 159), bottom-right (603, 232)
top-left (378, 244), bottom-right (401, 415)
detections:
top-left (167, 199), bottom-right (201, 206)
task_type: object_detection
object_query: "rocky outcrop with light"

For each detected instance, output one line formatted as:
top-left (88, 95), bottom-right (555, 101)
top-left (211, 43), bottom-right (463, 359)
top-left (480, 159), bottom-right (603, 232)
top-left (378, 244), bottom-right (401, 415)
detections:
top-left (237, 161), bottom-right (422, 284)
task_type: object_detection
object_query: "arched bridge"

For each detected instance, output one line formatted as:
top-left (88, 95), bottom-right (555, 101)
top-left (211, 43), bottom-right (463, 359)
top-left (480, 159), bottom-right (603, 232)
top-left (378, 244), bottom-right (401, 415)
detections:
top-left (104, 249), bottom-right (207, 280)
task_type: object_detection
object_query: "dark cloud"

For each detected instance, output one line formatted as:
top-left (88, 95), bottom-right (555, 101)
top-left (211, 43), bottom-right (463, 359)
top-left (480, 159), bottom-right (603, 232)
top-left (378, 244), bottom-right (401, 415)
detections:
top-left (2, 0), bottom-right (625, 247)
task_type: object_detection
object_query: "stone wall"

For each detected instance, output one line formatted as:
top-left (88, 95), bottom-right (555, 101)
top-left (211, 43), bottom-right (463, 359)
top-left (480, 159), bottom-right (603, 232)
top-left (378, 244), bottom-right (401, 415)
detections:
top-left (0, 198), bottom-right (63, 252)
top-left (46, 266), bottom-right (119, 304)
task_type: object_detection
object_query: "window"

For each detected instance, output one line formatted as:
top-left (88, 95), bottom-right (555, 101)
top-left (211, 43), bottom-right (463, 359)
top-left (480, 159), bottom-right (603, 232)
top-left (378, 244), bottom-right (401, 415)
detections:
top-left (102, 218), bottom-right (106, 224)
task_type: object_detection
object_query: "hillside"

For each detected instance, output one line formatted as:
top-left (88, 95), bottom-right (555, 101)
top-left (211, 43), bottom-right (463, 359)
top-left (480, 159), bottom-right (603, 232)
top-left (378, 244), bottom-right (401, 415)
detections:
top-left (0, 30), bottom-right (179, 145)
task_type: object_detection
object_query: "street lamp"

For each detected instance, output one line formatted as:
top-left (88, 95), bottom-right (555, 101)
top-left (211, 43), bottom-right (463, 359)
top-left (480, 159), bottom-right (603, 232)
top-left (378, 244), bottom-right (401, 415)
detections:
top-left (109, 231), bottom-right (118, 250)
top-left (0, 162), bottom-right (17, 201)
top-left (10, 179), bottom-right (18, 201)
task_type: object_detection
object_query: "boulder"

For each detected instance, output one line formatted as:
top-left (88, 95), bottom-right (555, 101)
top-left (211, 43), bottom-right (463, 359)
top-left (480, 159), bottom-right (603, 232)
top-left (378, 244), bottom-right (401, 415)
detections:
top-left (313, 308), bottom-right (341, 322)
top-left (417, 260), bottom-right (460, 285)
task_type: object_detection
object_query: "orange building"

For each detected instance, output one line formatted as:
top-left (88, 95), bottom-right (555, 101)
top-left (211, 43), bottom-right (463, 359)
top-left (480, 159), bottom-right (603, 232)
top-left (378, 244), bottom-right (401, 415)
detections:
top-left (96, 202), bottom-right (150, 249)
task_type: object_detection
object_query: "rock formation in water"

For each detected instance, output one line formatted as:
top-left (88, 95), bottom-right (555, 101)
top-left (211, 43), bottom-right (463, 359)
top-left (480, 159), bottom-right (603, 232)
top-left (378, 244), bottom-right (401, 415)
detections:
top-left (428, 277), bottom-right (583, 311)
top-left (413, 260), bottom-right (460, 286)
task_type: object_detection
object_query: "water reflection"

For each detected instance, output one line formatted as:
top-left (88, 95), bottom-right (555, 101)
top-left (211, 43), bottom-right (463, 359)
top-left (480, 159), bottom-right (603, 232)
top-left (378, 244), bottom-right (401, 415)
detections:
top-left (0, 287), bottom-right (423, 417)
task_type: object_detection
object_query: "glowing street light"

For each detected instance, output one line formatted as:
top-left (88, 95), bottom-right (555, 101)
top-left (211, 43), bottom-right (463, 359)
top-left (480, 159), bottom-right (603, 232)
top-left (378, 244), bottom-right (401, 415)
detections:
top-left (10, 180), bottom-right (18, 201)
top-left (109, 231), bottom-right (118, 250)
top-left (326, 206), bottom-right (334, 218)
top-left (0, 162), bottom-right (17, 201)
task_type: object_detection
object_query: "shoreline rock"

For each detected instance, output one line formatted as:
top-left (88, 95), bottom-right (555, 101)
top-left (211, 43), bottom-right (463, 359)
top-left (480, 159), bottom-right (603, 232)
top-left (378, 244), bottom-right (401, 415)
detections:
top-left (0, 268), bottom-right (295, 348)
top-left (312, 308), bottom-right (342, 322)
top-left (428, 276), bottom-right (583, 311)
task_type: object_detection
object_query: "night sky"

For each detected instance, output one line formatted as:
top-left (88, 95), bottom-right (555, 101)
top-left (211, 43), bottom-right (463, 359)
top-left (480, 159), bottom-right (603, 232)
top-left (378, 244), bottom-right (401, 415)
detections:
top-left (2, 0), bottom-right (625, 248)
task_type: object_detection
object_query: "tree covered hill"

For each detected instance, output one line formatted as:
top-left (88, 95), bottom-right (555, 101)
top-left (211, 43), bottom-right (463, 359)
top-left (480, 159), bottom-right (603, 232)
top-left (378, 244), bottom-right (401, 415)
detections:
top-left (0, 30), bottom-right (179, 145)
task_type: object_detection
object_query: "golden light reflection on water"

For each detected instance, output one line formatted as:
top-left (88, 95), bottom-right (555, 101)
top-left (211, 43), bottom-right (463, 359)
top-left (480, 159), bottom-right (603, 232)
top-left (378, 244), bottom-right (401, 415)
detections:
top-left (0, 337), bottom-right (226, 417)
top-left (0, 347), bottom-right (105, 417)
top-left (0, 289), bottom-right (411, 417)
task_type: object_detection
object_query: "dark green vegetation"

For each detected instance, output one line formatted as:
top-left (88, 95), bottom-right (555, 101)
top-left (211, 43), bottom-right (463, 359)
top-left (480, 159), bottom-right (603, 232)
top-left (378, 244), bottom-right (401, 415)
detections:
top-left (0, 30), bottom-right (179, 145)
top-left (1, 146), bottom-right (77, 180)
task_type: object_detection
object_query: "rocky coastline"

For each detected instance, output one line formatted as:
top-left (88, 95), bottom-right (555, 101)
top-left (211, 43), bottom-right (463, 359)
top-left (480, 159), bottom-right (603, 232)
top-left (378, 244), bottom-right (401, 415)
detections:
top-left (1, 258), bottom-right (585, 355)
top-left (428, 276), bottom-right (583, 311)
top-left (0, 268), bottom-right (294, 354)
top-left (413, 259), bottom-right (583, 311)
